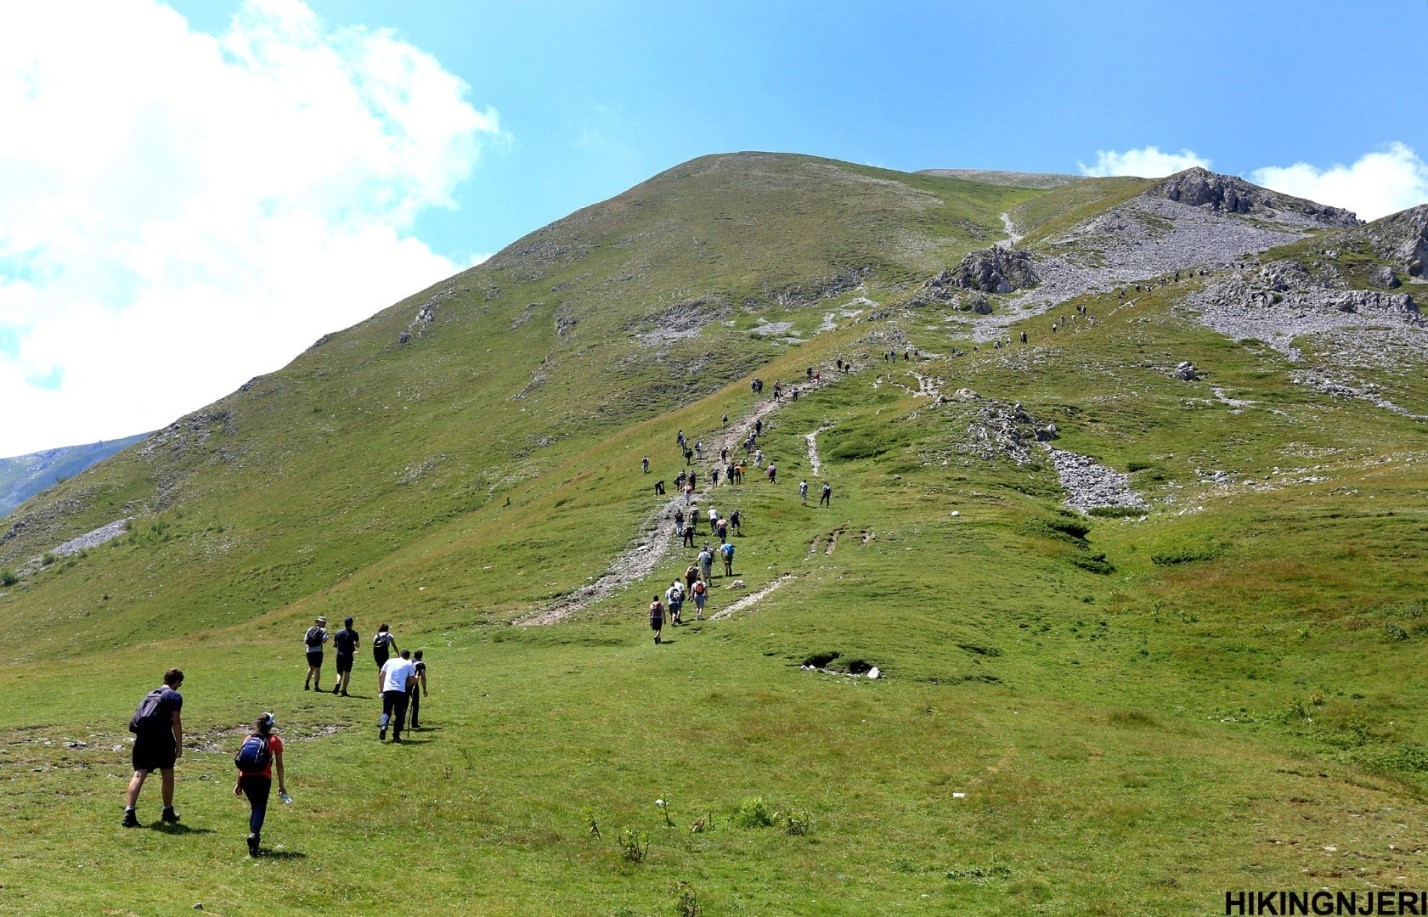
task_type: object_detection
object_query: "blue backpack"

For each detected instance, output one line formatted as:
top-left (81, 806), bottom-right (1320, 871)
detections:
top-left (234, 734), bottom-right (272, 774)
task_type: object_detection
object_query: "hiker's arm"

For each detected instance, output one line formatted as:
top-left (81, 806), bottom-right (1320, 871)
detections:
top-left (172, 710), bottom-right (183, 759)
top-left (420, 670), bottom-right (428, 695)
top-left (275, 748), bottom-right (286, 795)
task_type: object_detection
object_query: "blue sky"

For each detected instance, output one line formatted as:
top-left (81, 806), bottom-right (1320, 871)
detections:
top-left (1, 0), bottom-right (1425, 457)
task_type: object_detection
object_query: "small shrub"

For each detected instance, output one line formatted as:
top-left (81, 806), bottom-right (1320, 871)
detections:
top-left (1151, 544), bottom-right (1219, 566)
top-left (1068, 552), bottom-right (1115, 574)
top-left (672, 882), bottom-right (702, 917)
top-left (783, 810), bottom-right (811, 836)
top-left (1384, 622), bottom-right (1410, 642)
top-left (0, 569), bottom-right (18, 587)
top-left (617, 828), bottom-right (649, 864)
top-left (41, 553), bottom-right (57, 567)
top-left (733, 796), bottom-right (773, 828)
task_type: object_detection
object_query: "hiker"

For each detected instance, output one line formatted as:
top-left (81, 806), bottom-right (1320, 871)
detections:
top-left (720, 446), bottom-right (728, 464)
top-left (684, 447), bottom-right (694, 466)
top-left (682, 522), bottom-right (696, 548)
top-left (692, 578), bottom-right (708, 619)
top-left (754, 448), bottom-right (763, 467)
top-left (755, 419), bottom-right (763, 436)
top-left (730, 509), bottom-right (742, 535)
top-left (791, 387), bottom-right (800, 402)
top-left (684, 483), bottom-right (694, 505)
top-left (722, 414), bottom-right (728, 428)
top-left (685, 564), bottom-right (700, 593)
top-left (303, 616), bottom-right (329, 691)
top-left (378, 650), bottom-right (417, 743)
top-left (654, 479), bottom-right (665, 496)
top-left (642, 457), bottom-right (649, 474)
top-left (673, 508), bottom-right (684, 531)
top-left (698, 546), bottom-right (714, 583)
top-left (675, 470), bottom-right (687, 489)
top-left (689, 471), bottom-right (698, 489)
top-left (766, 463), bottom-right (777, 484)
top-left (836, 358), bottom-right (844, 371)
top-left (799, 480), bottom-right (808, 505)
top-left (806, 366), bottom-right (813, 381)
top-left (123, 668), bottom-right (185, 828)
top-left (407, 651), bottom-right (429, 730)
top-left (332, 616), bottom-right (359, 696)
top-left (720, 541), bottom-right (734, 576)
top-left (733, 464), bottom-right (744, 484)
top-left (233, 711), bottom-right (286, 857)
top-left (820, 482), bottom-right (832, 507)
top-left (373, 623), bottom-right (398, 670)
top-left (716, 516), bottom-right (729, 542)
top-left (711, 468), bottom-right (720, 487)
top-left (666, 581), bottom-right (684, 625)
top-left (707, 506), bottom-right (718, 530)
top-left (695, 440), bottom-right (703, 459)
top-left (676, 430), bottom-right (685, 449)
top-left (649, 595), bottom-right (665, 644)
top-left (1020, 331), bottom-right (1027, 344)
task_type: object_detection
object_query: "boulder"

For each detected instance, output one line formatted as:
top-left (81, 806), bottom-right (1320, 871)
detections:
top-left (1171, 361), bottom-right (1201, 381)
top-left (1370, 264), bottom-right (1401, 289)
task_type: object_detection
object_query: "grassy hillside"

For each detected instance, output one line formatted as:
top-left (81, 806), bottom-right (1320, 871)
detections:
top-left (0, 433), bottom-right (147, 518)
top-left (2, 154), bottom-right (1426, 914)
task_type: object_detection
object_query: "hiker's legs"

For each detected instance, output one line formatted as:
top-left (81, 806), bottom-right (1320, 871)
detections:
top-left (242, 776), bottom-right (271, 836)
top-left (159, 768), bottom-right (175, 808)
top-left (126, 771), bottom-right (148, 807)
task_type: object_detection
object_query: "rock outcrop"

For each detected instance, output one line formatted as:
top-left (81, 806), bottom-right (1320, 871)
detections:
top-left (1153, 168), bottom-right (1358, 228)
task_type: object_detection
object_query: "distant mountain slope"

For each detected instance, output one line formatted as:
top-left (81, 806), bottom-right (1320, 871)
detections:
top-left (0, 434), bottom-right (147, 517)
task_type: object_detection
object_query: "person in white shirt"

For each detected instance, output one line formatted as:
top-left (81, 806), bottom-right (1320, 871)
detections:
top-left (377, 650), bottom-right (417, 743)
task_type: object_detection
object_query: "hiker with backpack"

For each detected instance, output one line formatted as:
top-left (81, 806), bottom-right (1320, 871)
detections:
top-left (698, 545), bottom-right (714, 583)
top-left (331, 616), bottom-right (359, 696)
top-left (233, 712), bottom-right (286, 857)
top-left (373, 623), bottom-right (398, 670)
top-left (406, 650), bottom-right (429, 730)
top-left (123, 668), bottom-right (185, 828)
top-left (666, 581), bottom-right (684, 626)
top-left (303, 616), bottom-right (329, 691)
top-left (378, 650), bottom-right (417, 743)
top-left (720, 541), bottom-right (735, 577)
top-left (820, 482), bottom-right (832, 507)
top-left (692, 578), bottom-right (708, 620)
top-left (649, 594), bottom-right (665, 644)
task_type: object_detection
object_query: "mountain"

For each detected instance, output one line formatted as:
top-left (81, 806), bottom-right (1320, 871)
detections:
top-left (3, 153), bottom-right (1426, 912)
top-left (0, 434), bottom-right (148, 518)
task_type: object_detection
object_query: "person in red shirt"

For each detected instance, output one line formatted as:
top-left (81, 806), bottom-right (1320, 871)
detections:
top-left (234, 712), bottom-right (287, 857)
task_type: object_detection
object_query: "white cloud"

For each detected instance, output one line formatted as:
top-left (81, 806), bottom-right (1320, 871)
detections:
top-left (0, 0), bottom-right (503, 456)
top-left (1250, 143), bottom-right (1428, 222)
top-left (1078, 146), bottom-right (1212, 178)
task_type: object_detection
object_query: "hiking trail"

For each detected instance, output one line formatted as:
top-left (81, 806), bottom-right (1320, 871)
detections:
top-left (517, 373), bottom-right (833, 625)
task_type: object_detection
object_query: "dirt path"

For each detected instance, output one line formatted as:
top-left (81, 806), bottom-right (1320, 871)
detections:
top-left (517, 374), bottom-right (832, 625)
top-left (708, 574), bottom-right (796, 621)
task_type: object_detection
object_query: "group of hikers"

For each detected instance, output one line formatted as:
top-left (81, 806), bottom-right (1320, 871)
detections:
top-left (123, 615), bottom-right (430, 856)
top-left (122, 366), bottom-right (845, 853)
top-left (644, 375), bottom-right (834, 643)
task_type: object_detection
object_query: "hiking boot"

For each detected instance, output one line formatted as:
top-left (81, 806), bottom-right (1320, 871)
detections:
top-left (303, 684), bottom-right (310, 691)
top-left (332, 685), bottom-right (340, 694)
top-left (379, 727), bottom-right (386, 741)
top-left (247, 833), bottom-right (260, 857)
top-left (392, 735), bottom-right (403, 744)
top-left (161, 806), bottom-right (180, 824)
top-left (341, 691), bottom-right (350, 697)
top-left (122, 809), bottom-right (140, 828)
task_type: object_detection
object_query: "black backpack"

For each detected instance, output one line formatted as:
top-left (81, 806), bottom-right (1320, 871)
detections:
top-left (305, 625), bottom-right (324, 648)
top-left (129, 689), bottom-right (167, 733)
top-left (234, 734), bottom-right (272, 774)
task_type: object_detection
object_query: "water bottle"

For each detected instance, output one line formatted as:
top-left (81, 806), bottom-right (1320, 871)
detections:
top-left (280, 792), bottom-right (293, 805)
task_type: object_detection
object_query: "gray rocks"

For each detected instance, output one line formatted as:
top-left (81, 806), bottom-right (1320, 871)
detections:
top-left (1154, 167), bottom-right (1358, 227)
top-left (1370, 264), bottom-right (1401, 289)
top-left (950, 247), bottom-right (1040, 294)
top-left (1045, 448), bottom-right (1147, 514)
top-left (1171, 361), bottom-right (1202, 381)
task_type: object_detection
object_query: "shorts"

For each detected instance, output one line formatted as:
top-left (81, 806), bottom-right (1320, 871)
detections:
top-left (132, 734), bottom-right (176, 773)
top-left (306, 650), bottom-right (324, 668)
top-left (650, 616), bottom-right (663, 631)
top-left (335, 653), bottom-right (354, 675)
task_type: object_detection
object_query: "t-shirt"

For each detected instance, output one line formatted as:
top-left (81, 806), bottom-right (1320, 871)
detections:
top-left (137, 687), bottom-right (183, 737)
top-left (304, 626), bottom-right (329, 649)
top-left (240, 733), bottom-right (284, 779)
top-left (332, 627), bottom-right (359, 655)
top-left (380, 657), bottom-right (416, 693)
top-left (412, 660), bottom-right (426, 690)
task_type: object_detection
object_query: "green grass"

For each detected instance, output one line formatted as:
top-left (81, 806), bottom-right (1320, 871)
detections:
top-left (3, 153), bottom-right (1428, 913)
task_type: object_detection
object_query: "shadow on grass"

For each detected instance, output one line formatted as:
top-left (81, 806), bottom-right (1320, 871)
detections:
top-left (255, 849), bottom-right (307, 861)
top-left (151, 822), bottom-right (215, 835)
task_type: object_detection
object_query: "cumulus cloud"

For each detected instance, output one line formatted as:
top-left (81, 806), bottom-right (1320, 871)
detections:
top-left (1078, 146), bottom-right (1212, 178)
top-left (0, 0), bottom-right (503, 456)
top-left (1250, 143), bottom-right (1428, 222)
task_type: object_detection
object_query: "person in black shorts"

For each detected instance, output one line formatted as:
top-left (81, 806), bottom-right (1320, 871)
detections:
top-left (303, 616), bottom-right (329, 691)
top-left (331, 616), bottom-right (359, 696)
top-left (649, 595), bottom-right (665, 644)
top-left (123, 668), bottom-right (185, 827)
